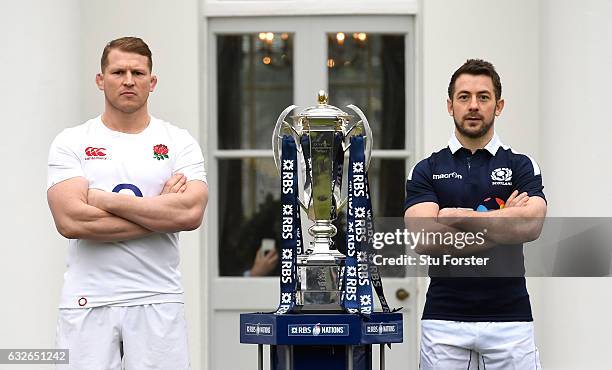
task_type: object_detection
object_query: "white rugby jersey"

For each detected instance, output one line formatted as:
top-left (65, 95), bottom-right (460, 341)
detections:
top-left (47, 116), bottom-right (207, 309)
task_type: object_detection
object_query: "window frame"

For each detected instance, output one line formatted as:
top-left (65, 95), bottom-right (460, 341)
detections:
top-left (207, 16), bottom-right (416, 279)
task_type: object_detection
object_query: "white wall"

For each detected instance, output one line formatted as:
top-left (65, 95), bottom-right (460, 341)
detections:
top-left (535, 1), bottom-right (612, 369)
top-left (539, 0), bottom-right (612, 217)
top-left (421, 0), bottom-right (541, 158)
top-left (0, 2), bottom-right (80, 370)
top-left (0, 1), bottom-right (204, 369)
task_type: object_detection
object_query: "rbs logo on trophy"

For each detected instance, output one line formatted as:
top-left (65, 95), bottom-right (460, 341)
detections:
top-left (288, 324), bottom-right (349, 337)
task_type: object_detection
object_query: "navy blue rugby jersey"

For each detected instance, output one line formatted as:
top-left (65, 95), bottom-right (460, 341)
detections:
top-left (404, 133), bottom-right (546, 322)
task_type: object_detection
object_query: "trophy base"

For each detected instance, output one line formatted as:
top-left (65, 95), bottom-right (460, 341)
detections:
top-left (295, 254), bottom-right (345, 313)
top-left (295, 290), bottom-right (344, 313)
top-left (292, 303), bottom-right (344, 313)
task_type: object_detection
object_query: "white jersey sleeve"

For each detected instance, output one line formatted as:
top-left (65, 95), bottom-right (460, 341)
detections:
top-left (47, 129), bottom-right (85, 189)
top-left (173, 129), bottom-right (207, 184)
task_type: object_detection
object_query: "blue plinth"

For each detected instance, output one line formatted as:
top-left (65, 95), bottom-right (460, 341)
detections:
top-left (240, 312), bottom-right (403, 370)
top-left (240, 312), bottom-right (403, 345)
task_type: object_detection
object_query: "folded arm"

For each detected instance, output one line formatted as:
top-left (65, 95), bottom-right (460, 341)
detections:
top-left (404, 191), bottom-right (546, 256)
top-left (47, 177), bottom-right (152, 241)
top-left (438, 192), bottom-right (547, 244)
top-left (88, 180), bottom-right (208, 233)
top-left (404, 202), bottom-right (498, 256)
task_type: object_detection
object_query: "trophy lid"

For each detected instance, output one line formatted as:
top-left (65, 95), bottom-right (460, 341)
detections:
top-left (295, 90), bottom-right (352, 120)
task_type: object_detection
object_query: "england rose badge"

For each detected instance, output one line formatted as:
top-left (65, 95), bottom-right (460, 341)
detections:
top-left (153, 144), bottom-right (169, 160)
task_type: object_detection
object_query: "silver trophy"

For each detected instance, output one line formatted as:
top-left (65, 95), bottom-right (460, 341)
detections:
top-left (272, 90), bottom-right (373, 312)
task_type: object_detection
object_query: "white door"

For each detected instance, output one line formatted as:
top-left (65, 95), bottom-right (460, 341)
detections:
top-left (207, 16), bottom-right (419, 370)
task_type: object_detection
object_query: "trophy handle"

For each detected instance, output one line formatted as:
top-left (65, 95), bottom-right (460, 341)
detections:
top-left (344, 104), bottom-right (373, 169)
top-left (336, 104), bottom-right (374, 212)
top-left (272, 104), bottom-right (299, 176)
top-left (272, 105), bottom-right (309, 212)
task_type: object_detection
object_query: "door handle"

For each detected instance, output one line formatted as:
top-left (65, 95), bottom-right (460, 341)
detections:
top-left (395, 288), bottom-right (410, 301)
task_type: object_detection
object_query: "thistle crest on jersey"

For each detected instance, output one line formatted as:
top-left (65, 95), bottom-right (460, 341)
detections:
top-left (153, 144), bottom-right (169, 160)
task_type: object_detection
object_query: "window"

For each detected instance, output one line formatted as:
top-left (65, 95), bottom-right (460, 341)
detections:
top-left (212, 19), bottom-right (413, 278)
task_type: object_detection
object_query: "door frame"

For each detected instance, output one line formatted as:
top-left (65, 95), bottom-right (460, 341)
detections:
top-left (203, 14), bottom-right (422, 370)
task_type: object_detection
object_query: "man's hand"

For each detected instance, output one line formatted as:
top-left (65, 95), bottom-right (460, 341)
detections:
top-left (250, 247), bottom-right (279, 277)
top-left (438, 190), bottom-right (530, 225)
top-left (505, 190), bottom-right (529, 208)
top-left (87, 188), bottom-right (105, 209)
top-left (161, 173), bottom-right (187, 195)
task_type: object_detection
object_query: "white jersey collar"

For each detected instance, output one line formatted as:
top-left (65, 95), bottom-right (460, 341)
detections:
top-left (448, 132), bottom-right (504, 156)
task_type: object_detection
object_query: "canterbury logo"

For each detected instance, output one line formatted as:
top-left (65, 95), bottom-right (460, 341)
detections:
top-left (85, 147), bottom-right (106, 157)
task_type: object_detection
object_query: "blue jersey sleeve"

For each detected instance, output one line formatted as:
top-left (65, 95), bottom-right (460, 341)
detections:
top-left (513, 154), bottom-right (546, 202)
top-left (404, 158), bottom-right (439, 210)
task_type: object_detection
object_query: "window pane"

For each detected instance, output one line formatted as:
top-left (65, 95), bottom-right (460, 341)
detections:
top-left (217, 34), bottom-right (294, 150)
top-left (327, 33), bottom-right (405, 150)
top-left (369, 159), bottom-right (407, 277)
top-left (218, 158), bottom-right (280, 276)
top-left (368, 158), bottom-right (406, 218)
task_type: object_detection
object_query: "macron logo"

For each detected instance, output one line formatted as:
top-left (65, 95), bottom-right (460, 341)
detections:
top-left (432, 172), bottom-right (463, 180)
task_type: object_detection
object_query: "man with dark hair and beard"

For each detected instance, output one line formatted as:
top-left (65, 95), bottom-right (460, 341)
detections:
top-left (404, 59), bottom-right (547, 369)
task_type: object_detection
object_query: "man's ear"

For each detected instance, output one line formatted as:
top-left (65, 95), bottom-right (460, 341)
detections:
top-left (95, 73), bottom-right (104, 91)
top-left (447, 98), bottom-right (453, 116)
top-left (495, 98), bottom-right (505, 116)
top-left (150, 75), bottom-right (158, 92)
